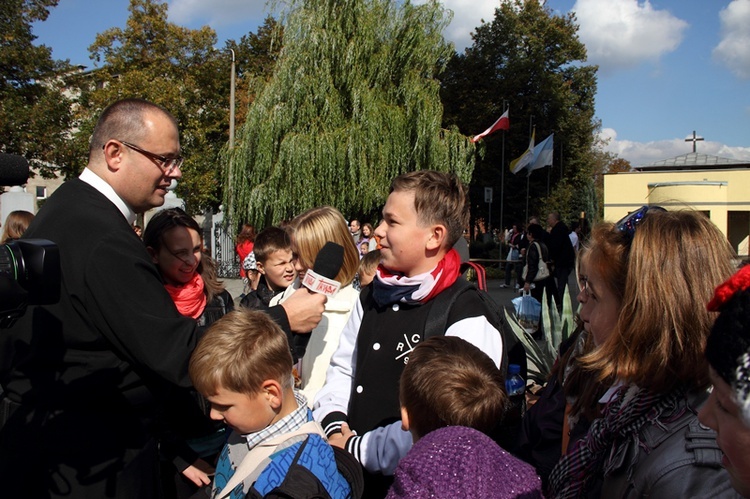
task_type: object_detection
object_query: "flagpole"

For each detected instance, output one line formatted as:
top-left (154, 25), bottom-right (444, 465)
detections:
top-left (560, 141), bottom-right (564, 180)
top-left (525, 118), bottom-right (533, 224)
top-left (525, 174), bottom-right (530, 224)
top-left (499, 100), bottom-right (508, 235)
top-left (547, 161), bottom-right (551, 197)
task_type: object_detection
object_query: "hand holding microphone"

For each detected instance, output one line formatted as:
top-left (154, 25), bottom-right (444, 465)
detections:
top-left (302, 241), bottom-right (344, 297)
top-left (282, 242), bottom-right (345, 332)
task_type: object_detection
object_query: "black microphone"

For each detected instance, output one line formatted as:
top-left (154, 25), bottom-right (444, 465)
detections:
top-left (0, 154), bottom-right (29, 186)
top-left (302, 242), bottom-right (345, 296)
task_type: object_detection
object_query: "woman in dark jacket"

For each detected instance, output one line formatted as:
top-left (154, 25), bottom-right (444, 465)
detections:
top-left (523, 208), bottom-right (737, 498)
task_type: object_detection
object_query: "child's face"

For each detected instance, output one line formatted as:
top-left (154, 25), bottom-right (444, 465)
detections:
top-left (148, 226), bottom-right (202, 286)
top-left (360, 242), bottom-right (369, 255)
top-left (207, 385), bottom-right (277, 435)
top-left (375, 190), bottom-right (436, 277)
top-left (699, 368), bottom-right (750, 497)
top-left (258, 249), bottom-right (296, 291)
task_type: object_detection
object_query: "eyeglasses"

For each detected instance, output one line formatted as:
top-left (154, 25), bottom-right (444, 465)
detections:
top-left (615, 205), bottom-right (666, 241)
top-left (113, 140), bottom-right (184, 175)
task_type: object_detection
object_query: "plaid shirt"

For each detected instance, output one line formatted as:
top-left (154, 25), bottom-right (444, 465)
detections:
top-left (244, 391), bottom-right (309, 450)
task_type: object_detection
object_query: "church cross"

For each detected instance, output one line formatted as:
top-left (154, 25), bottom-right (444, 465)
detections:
top-left (685, 130), bottom-right (704, 153)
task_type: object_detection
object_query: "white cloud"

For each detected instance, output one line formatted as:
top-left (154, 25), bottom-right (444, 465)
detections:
top-left (168, 0), bottom-right (268, 26)
top-left (572, 0), bottom-right (688, 74)
top-left (600, 128), bottom-right (750, 167)
top-left (169, 0), bottom-right (493, 48)
top-left (713, 0), bottom-right (750, 79)
top-left (437, 0), bottom-right (498, 51)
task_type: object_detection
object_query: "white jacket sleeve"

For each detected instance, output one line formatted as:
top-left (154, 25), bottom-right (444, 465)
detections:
top-left (312, 296), bottom-right (363, 433)
top-left (446, 315), bottom-right (503, 369)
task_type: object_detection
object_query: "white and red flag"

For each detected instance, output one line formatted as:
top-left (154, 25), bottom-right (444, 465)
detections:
top-left (471, 109), bottom-right (510, 143)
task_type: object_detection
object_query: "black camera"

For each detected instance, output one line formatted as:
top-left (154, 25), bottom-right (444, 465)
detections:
top-left (0, 154), bottom-right (60, 328)
top-left (0, 240), bottom-right (60, 327)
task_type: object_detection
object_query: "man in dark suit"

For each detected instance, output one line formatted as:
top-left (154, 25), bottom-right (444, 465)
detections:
top-left (0, 99), bottom-right (325, 497)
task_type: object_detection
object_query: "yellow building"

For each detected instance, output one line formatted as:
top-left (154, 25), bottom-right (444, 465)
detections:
top-left (603, 152), bottom-right (750, 256)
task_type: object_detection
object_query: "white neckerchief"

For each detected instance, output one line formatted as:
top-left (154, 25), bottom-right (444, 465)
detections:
top-left (79, 168), bottom-right (136, 225)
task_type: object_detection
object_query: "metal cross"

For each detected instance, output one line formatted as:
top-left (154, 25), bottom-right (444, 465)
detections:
top-left (685, 130), bottom-right (704, 153)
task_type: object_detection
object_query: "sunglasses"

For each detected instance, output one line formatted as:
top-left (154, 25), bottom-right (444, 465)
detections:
top-left (616, 205), bottom-right (666, 241)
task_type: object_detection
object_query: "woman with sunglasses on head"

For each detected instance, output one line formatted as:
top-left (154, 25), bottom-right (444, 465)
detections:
top-left (144, 208), bottom-right (234, 498)
top-left (521, 207), bottom-right (738, 497)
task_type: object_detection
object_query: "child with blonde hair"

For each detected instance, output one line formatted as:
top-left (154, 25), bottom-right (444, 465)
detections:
top-left (272, 206), bottom-right (361, 403)
top-left (190, 309), bottom-right (361, 498)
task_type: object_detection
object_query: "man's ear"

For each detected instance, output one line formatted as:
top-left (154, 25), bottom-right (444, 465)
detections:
top-left (102, 140), bottom-right (125, 171)
top-left (425, 224), bottom-right (447, 251)
top-left (262, 379), bottom-right (283, 410)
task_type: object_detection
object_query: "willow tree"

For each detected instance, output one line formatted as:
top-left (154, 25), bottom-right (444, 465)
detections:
top-left (223, 0), bottom-right (476, 228)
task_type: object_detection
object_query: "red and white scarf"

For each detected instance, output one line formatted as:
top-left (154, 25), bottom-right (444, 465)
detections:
top-left (372, 249), bottom-right (461, 306)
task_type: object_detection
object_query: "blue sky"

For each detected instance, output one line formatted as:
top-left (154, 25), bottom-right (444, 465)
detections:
top-left (33, 0), bottom-right (750, 167)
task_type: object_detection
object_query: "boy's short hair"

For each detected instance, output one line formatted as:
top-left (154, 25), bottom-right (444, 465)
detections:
top-left (189, 309), bottom-right (293, 396)
top-left (400, 336), bottom-right (507, 438)
top-left (253, 227), bottom-right (292, 264)
top-left (390, 170), bottom-right (468, 248)
top-left (359, 249), bottom-right (381, 276)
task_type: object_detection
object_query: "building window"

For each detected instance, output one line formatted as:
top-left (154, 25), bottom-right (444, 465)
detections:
top-left (36, 186), bottom-right (47, 199)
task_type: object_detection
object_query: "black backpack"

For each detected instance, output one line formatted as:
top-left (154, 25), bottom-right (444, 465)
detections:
top-left (423, 274), bottom-right (527, 451)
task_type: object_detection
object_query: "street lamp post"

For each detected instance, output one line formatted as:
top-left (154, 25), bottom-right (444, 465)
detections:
top-left (229, 48), bottom-right (236, 150)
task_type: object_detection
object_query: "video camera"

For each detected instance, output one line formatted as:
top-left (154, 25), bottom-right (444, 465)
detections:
top-left (0, 154), bottom-right (60, 328)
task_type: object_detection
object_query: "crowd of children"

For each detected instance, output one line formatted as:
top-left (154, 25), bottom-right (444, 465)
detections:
top-left (133, 169), bottom-right (750, 499)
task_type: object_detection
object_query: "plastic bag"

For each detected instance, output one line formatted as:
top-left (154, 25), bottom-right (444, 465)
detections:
top-left (512, 292), bottom-right (541, 334)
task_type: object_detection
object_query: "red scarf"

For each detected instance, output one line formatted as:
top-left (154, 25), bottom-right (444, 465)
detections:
top-left (165, 273), bottom-right (207, 319)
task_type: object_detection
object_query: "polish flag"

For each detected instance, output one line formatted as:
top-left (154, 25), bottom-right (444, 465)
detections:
top-left (472, 109), bottom-right (510, 143)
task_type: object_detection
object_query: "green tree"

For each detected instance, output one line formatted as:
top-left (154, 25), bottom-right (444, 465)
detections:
top-left (441, 0), bottom-right (599, 229)
top-left (0, 0), bottom-right (75, 177)
top-left (71, 0), bottom-right (227, 210)
top-left (223, 0), bottom-right (476, 228)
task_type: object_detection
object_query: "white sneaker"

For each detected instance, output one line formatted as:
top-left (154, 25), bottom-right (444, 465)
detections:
top-left (500, 284), bottom-right (509, 288)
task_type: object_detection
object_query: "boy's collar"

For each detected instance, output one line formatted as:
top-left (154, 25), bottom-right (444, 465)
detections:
top-left (243, 391), bottom-right (308, 446)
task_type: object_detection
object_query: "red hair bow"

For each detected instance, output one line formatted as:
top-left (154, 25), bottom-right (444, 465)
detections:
top-left (708, 264), bottom-right (750, 312)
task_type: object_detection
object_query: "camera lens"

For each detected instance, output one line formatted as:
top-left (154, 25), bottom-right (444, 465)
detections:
top-left (0, 239), bottom-right (60, 307)
top-left (0, 243), bottom-right (20, 281)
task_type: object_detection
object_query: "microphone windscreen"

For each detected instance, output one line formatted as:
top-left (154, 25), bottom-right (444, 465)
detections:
top-left (313, 242), bottom-right (345, 280)
top-left (0, 154), bottom-right (29, 186)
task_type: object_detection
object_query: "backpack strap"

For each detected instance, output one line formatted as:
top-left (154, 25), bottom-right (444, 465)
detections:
top-left (423, 278), bottom-right (473, 340)
top-left (460, 261), bottom-right (487, 291)
top-left (215, 421), bottom-right (326, 498)
top-left (423, 278), bottom-right (514, 376)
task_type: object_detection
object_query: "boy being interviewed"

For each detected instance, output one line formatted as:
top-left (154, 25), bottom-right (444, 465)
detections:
top-left (189, 309), bottom-right (362, 499)
top-left (387, 336), bottom-right (542, 498)
top-left (315, 170), bottom-right (504, 495)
